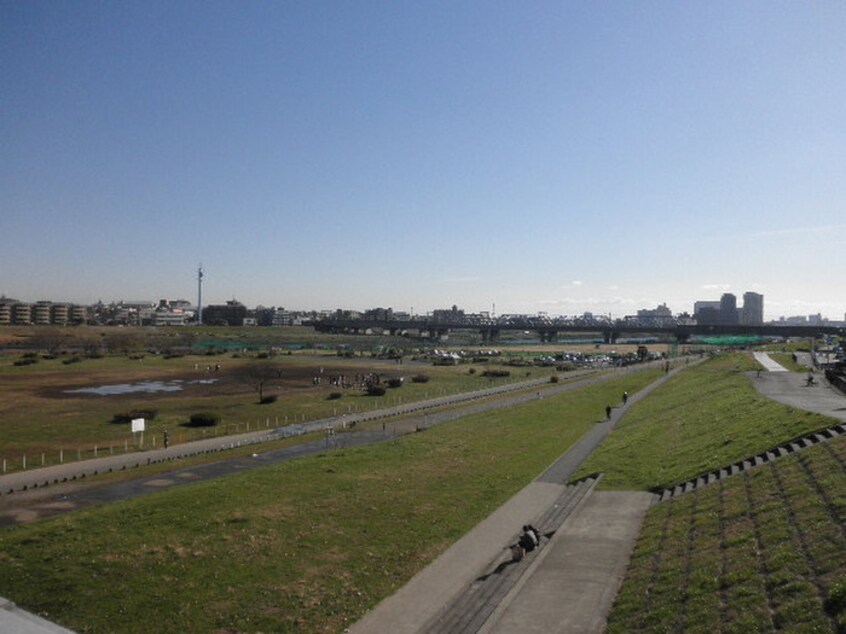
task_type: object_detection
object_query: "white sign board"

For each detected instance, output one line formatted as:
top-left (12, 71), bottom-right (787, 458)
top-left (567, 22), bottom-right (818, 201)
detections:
top-left (131, 418), bottom-right (146, 433)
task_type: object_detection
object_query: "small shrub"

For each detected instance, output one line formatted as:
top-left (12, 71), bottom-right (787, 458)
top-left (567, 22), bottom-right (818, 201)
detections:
top-left (14, 358), bottom-right (38, 366)
top-left (468, 367), bottom-right (477, 375)
top-left (386, 378), bottom-right (404, 388)
top-left (259, 395), bottom-right (277, 405)
top-left (366, 385), bottom-right (386, 397)
top-left (550, 375), bottom-right (559, 383)
top-left (187, 412), bottom-right (220, 427)
top-left (411, 374), bottom-right (430, 383)
top-left (482, 369), bottom-right (510, 378)
top-left (327, 392), bottom-right (343, 400)
top-left (62, 356), bottom-right (82, 365)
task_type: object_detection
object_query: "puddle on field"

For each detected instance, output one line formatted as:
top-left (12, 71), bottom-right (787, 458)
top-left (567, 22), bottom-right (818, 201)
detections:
top-left (64, 379), bottom-right (217, 396)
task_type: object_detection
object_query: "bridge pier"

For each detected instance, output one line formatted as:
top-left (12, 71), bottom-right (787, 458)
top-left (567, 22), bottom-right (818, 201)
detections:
top-left (480, 328), bottom-right (501, 343)
top-left (603, 330), bottom-right (619, 344)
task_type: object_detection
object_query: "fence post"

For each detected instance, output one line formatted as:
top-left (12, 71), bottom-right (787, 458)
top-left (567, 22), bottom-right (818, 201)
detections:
top-left (78, 448), bottom-right (81, 461)
top-left (2, 459), bottom-right (5, 473)
top-left (22, 454), bottom-right (26, 470)
top-left (94, 445), bottom-right (98, 457)
top-left (42, 453), bottom-right (45, 466)
top-left (60, 449), bottom-right (64, 464)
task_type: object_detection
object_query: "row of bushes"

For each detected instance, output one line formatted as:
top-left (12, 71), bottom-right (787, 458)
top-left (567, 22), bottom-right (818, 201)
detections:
top-left (111, 409), bottom-right (220, 427)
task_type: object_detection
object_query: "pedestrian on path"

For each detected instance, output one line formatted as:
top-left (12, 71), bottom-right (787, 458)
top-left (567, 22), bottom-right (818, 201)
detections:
top-left (622, 391), bottom-right (628, 405)
top-left (605, 405), bottom-right (612, 419)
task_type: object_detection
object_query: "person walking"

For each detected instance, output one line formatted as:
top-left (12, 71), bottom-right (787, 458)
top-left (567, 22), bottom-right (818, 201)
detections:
top-left (622, 391), bottom-right (628, 405)
top-left (605, 405), bottom-right (612, 419)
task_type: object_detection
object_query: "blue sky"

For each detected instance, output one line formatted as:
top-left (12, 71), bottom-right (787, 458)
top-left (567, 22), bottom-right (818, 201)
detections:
top-left (2, 2), bottom-right (845, 320)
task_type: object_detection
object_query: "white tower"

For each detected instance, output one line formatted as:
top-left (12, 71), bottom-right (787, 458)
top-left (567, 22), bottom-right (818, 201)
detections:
top-left (197, 265), bottom-right (204, 325)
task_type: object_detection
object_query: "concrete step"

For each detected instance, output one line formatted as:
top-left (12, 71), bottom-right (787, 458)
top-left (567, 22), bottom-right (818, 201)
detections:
top-left (425, 477), bottom-right (599, 634)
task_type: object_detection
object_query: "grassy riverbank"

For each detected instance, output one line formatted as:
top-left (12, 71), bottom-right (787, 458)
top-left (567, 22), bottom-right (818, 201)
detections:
top-left (0, 369), bottom-right (659, 633)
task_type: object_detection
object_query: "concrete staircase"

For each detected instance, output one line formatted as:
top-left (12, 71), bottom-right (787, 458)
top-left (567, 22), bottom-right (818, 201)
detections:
top-left (422, 475), bottom-right (600, 634)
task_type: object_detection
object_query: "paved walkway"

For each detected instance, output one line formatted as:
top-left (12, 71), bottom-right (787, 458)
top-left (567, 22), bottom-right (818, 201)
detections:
top-left (753, 351), bottom-right (788, 372)
top-left (751, 352), bottom-right (846, 423)
top-left (480, 491), bottom-right (654, 634)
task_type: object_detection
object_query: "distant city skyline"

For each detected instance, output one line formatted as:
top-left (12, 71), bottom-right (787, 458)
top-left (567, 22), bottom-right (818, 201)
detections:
top-left (1, 285), bottom-right (842, 323)
top-left (3, 3), bottom-right (845, 322)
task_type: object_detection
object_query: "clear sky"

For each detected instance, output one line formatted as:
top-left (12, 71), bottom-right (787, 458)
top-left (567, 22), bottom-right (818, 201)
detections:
top-left (2, 2), bottom-right (845, 321)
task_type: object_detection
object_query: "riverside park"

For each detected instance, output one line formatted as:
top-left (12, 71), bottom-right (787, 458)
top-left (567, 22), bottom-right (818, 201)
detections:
top-left (0, 326), bottom-right (844, 633)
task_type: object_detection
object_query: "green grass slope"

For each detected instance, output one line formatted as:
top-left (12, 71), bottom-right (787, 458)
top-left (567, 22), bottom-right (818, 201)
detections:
top-left (574, 354), bottom-right (837, 491)
top-left (608, 434), bottom-right (846, 633)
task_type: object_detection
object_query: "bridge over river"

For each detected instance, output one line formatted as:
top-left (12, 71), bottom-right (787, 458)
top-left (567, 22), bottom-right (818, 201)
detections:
top-left (313, 315), bottom-right (844, 344)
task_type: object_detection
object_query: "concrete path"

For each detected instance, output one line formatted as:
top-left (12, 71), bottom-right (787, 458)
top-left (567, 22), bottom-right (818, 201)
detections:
top-left (751, 368), bottom-right (846, 423)
top-left (348, 480), bottom-right (569, 634)
top-left (753, 351), bottom-right (788, 372)
top-left (480, 491), bottom-right (655, 634)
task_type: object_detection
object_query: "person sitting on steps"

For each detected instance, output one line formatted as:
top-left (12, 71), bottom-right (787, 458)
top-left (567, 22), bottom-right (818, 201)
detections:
top-left (519, 524), bottom-right (539, 553)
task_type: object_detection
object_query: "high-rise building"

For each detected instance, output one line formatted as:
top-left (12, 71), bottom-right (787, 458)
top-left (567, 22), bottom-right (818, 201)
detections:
top-left (720, 293), bottom-right (738, 325)
top-left (742, 292), bottom-right (764, 325)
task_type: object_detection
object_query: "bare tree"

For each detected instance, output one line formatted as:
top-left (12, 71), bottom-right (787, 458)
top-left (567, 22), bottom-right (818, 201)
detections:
top-left (29, 328), bottom-right (66, 357)
top-left (234, 364), bottom-right (284, 403)
top-left (105, 332), bottom-right (146, 356)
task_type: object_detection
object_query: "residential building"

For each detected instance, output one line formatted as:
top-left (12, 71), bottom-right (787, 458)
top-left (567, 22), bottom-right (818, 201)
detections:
top-left (202, 300), bottom-right (247, 326)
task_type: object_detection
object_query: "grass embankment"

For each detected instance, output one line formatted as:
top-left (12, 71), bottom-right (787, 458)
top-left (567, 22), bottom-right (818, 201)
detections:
top-left (0, 370), bottom-right (659, 633)
top-left (608, 435), bottom-right (846, 633)
top-left (573, 353), bottom-right (837, 490)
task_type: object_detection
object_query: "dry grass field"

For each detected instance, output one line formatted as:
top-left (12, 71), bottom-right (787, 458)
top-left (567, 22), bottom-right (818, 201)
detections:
top-left (1, 327), bottom-right (570, 470)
